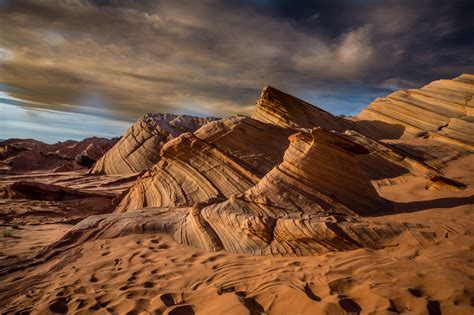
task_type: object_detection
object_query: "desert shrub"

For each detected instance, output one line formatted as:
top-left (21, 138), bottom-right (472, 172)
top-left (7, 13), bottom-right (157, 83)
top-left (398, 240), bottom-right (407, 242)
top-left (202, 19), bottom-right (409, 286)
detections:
top-left (75, 154), bottom-right (96, 168)
top-left (2, 230), bottom-right (12, 237)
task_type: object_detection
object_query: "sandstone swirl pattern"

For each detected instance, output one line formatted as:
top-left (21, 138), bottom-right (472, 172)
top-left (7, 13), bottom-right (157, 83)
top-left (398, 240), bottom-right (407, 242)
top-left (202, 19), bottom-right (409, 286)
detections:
top-left (252, 86), bottom-right (353, 131)
top-left (356, 74), bottom-right (474, 149)
top-left (116, 116), bottom-right (293, 212)
top-left (90, 114), bottom-right (216, 174)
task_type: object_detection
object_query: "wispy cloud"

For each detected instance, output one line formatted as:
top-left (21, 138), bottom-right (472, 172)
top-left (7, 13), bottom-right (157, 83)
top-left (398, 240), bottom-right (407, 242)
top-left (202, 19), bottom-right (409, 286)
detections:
top-left (0, 0), bottom-right (472, 129)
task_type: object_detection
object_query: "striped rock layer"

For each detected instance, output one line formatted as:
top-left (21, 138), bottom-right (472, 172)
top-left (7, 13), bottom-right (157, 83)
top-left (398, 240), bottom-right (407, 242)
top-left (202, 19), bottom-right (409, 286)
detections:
top-left (89, 114), bottom-right (216, 175)
top-left (116, 116), bottom-right (293, 212)
top-left (356, 74), bottom-right (474, 149)
top-left (252, 86), bottom-right (353, 131)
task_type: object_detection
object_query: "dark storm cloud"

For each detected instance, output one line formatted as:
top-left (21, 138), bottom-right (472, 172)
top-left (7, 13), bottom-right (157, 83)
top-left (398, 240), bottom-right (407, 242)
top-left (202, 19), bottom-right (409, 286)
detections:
top-left (0, 0), bottom-right (473, 121)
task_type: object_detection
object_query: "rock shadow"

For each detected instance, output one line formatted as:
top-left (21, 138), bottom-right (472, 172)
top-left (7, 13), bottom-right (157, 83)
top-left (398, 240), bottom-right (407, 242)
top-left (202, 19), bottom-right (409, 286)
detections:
top-left (354, 120), bottom-right (406, 140)
top-left (373, 195), bottom-right (474, 216)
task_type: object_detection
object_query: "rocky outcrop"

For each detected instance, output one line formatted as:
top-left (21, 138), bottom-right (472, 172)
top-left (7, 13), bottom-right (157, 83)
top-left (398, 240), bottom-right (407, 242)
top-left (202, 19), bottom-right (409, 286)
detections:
top-left (0, 137), bottom-right (116, 172)
top-left (37, 127), bottom-right (408, 258)
top-left (116, 116), bottom-right (293, 212)
top-left (355, 74), bottom-right (474, 149)
top-left (252, 86), bottom-right (353, 131)
top-left (89, 114), bottom-right (217, 175)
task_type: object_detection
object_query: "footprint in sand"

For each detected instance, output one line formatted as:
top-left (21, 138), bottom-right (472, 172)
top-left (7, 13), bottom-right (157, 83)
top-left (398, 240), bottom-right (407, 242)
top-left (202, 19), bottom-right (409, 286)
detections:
top-left (160, 292), bottom-right (185, 307)
top-left (427, 300), bottom-right (441, 315)
top-left (143, 281), bottom-right (154, 288)
top-left (168, 304), bottom-right (195, 315)
top-left (48, 298), bottom-right (69, 314)
top-left (338, 297), bottom-right (362, 315)
top-left (408, 287), bottom-right (424, 298)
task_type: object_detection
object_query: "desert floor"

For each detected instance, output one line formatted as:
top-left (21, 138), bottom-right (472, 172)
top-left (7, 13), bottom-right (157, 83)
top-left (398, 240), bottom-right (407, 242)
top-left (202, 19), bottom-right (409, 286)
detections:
top-left (0, 155), bottom-right (473, 314)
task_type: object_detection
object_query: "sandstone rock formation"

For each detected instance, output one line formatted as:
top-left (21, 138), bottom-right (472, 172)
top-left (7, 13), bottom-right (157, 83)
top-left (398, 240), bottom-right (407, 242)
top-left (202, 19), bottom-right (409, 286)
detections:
top-left (116, 116), bottom-right (294, 212)
top-left (356, 74), bottom-right (474, 149)
top-left (0, 171), bottom-right (138, 226)
top-left (37, 127), bottom-right (410, 258)
top-left (0, 137), bottom-right (116, 172)
top-left (252, 86), bottom-right (353, 131)
top-left (89, 114), bottom-right (217, 175)
top-left (250, 86), bottom-right (455, 185)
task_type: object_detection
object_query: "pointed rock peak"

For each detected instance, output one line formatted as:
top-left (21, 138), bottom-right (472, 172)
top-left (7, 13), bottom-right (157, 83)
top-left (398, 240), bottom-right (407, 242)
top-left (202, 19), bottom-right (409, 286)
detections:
top-left (89, 113), bottom-right (217, 175)
top-left (252, 86), bottom-right (353, 131)
top-left (453, 73), bottom-right (474, 84)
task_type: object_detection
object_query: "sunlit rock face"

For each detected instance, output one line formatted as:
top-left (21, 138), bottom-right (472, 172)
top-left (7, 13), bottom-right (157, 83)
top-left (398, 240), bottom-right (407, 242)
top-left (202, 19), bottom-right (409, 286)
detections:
top-left (89, 114), bottom-right (217, 175)
top-left (355, 74), bottom-right (474, 149)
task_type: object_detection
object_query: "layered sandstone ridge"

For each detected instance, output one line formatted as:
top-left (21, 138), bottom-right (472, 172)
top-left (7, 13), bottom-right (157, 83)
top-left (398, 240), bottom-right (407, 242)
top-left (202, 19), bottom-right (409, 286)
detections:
top-left (252, 86), bottom-right (353, 131)
top-left (356, 74), bottom-right (474, 148)
top-left (116, 116), bottom-right (293, 212)
top-left (89, 114), bottom-right (216, 175)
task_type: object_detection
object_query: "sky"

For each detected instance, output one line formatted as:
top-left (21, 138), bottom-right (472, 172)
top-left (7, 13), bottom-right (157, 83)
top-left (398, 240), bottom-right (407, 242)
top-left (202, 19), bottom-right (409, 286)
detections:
top-left (0, 0), bottom-right (473, 142)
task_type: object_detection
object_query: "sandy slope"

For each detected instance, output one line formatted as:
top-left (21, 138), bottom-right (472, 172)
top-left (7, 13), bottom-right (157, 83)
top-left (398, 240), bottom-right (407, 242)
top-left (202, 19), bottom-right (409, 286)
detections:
top-left (0, 156), bottom-right (472, 314)
top-left (0, 224), bottom-right (72, 262)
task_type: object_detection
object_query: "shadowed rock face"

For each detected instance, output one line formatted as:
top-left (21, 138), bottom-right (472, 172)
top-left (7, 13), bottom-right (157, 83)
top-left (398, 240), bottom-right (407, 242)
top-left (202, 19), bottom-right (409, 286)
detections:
top-left (89, 114), bottom-right (217, 175)
top-left (355, 74), bottom-right (474, 149)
